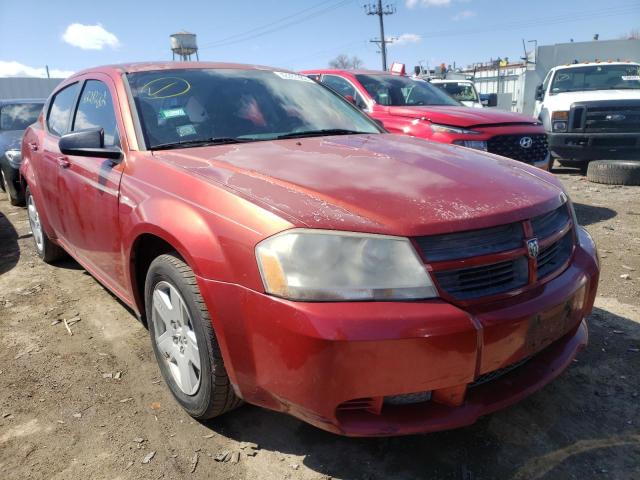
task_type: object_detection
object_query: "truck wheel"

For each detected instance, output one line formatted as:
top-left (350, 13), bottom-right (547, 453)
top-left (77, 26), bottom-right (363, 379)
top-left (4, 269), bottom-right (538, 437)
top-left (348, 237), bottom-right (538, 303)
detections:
top-left (25, 187), bottom-right (66, 263)
top-left (587, 160), bottom-right (640, 186)
top-left (145, 253), bottom-right (242, 419)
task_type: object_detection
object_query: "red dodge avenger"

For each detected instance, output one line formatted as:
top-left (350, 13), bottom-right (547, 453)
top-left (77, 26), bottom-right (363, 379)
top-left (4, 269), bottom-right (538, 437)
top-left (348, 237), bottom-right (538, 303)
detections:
top-left (20, 62), bottom-right (599, 437)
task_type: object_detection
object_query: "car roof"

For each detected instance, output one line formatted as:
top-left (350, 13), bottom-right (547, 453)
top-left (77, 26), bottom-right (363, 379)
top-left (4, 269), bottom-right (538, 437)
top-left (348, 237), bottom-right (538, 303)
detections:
top-left (301, 69), bottom-right (394, 76)
top-left (551, 61), bottom-right (639, 70)
top-left (67, 61), bottom-right (292, 79)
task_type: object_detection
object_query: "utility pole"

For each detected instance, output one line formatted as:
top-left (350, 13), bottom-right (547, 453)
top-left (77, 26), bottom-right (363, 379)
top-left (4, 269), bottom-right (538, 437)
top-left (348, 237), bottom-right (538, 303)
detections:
top-left (365, 1), bottom-right (395, 71)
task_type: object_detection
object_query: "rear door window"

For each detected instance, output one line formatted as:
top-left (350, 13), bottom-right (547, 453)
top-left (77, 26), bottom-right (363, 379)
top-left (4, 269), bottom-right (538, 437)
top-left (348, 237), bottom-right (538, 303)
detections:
top-left (73, 80), bottom-right (120, 147)
top-left (47, 83), bottom-right (80, 136)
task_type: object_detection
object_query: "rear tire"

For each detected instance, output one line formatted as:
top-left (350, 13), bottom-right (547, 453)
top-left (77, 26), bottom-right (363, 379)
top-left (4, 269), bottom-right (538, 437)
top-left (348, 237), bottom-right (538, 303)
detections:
top-left (587, 160), bottom-right (640, 186)
top-left (25, 187), bottom-right (66, 263)
top-left (145, 253), bottom-right (242, 419)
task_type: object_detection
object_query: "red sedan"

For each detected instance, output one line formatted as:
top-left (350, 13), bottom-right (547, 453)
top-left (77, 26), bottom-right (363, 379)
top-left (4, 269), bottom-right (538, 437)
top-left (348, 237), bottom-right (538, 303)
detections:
top-left (301, 68), bottom-right (552, 170)
top-left (20, 62), bottom-right (599, 437)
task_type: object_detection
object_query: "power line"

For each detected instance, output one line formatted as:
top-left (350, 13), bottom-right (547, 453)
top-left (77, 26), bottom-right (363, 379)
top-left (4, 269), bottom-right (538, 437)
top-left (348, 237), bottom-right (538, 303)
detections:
top-left (365, 1), bottom-right (396, 71)
top-left (199, 0), bottom-right (352, 50)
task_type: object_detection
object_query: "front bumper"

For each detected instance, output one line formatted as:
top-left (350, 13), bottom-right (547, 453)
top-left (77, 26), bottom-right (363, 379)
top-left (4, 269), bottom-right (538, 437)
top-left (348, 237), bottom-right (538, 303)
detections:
top-left (0, 160), bottom-right (21, 199)
top-left (197, 228), bottom-right (599, 437)
top-left (549, 132), bottom-right (640, 161)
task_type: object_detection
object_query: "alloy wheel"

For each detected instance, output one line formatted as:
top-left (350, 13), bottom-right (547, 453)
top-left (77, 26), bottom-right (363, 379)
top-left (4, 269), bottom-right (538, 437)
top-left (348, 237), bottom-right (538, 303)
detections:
top-left (27, 193), bottom-right (44, 252)
top-left (152, 281), bottom-right (201, 395)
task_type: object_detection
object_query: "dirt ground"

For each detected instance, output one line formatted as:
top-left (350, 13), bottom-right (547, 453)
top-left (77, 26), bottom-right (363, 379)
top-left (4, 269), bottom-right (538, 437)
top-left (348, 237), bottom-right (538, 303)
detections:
top-left (1, 164), bottom-right (639, 480)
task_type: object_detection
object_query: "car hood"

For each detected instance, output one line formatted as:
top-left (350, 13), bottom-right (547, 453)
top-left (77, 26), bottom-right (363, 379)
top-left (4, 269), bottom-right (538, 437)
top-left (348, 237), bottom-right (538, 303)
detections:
top-left (385, 105), bottom-right (538, 128)
top-left (153, 134), bottom-right (565, 236)
top-left (545, 89), bottom-right (640, 109)
top-left (0, 130), bottom-right (22, 153)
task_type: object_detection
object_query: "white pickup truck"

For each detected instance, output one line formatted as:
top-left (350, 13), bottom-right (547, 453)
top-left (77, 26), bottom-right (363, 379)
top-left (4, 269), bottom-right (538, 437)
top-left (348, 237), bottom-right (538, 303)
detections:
top-left (534, 61), bottom-right (640, 167)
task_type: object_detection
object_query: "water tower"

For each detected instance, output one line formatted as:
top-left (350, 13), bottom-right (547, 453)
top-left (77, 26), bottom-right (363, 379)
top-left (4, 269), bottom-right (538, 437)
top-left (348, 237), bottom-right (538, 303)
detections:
top-left (170, 31), bottom-right (199, 61)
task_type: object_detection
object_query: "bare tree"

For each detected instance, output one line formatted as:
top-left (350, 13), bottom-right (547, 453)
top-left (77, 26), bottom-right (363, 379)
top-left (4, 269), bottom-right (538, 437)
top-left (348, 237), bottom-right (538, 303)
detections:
top-left (627, 29), bottom-right (640, 39)
top-left (328, 54), bottom-right (364, 69)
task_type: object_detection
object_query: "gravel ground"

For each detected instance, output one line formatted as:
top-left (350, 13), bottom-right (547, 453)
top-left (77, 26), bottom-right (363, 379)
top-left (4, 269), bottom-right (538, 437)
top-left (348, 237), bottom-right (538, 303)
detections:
top-left (0, 165), bottom-right (639, 480)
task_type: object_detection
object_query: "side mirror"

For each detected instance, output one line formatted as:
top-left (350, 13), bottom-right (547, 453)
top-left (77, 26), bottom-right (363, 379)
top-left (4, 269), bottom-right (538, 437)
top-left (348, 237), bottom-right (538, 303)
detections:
top-left (535, 84), bottom-right (544, 101)
top-left (487, 93), bottom-right (498, 107)
top-left (59, 128), bottom-right (122, 160)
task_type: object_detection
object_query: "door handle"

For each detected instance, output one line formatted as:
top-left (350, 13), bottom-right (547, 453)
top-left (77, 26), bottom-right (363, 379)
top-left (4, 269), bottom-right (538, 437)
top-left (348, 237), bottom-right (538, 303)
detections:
top-left (28, 142), bottom-right (38, 152)
top-left (56, 156), bottom-right (71, 168)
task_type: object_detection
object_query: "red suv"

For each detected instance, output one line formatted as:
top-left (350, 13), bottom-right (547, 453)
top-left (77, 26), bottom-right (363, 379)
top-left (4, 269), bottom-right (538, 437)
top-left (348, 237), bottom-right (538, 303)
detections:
top-left (21, 62), bottom-right (598, 437)
top-left (302, 68), bottom-right (551, 170)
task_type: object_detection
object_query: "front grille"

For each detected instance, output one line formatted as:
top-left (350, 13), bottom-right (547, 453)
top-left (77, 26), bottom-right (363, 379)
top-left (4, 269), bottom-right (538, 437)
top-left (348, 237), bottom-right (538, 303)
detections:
top-left (585, 105), bottom-right (640, 133)
top-left (570, 100), bottom-right (640, 134)
top-left (415, 222), bottom-right (523, 262)
top-left (532, 204), bottom-right (571, 238)
top-left (537, 233), bottom-right (573, 278)
top-left (434, 257), bottom-right (529, 300)
top-left (487, 134), bottom-right (548, 164)
top-left (416, 204), bottom-right (573, 301)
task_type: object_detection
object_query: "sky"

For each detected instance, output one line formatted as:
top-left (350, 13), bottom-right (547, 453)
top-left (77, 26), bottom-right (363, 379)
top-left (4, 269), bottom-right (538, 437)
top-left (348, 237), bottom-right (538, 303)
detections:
top-left (0, 0), bottom-right (638, 78)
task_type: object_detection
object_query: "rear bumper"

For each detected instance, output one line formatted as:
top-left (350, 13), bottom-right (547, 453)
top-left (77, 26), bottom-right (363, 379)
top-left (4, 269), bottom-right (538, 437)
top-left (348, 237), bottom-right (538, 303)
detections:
top-left (197, 228), bottom-right (599, 436)
top-left (549, 132), bottom-right (640, 161)
top-left (0, 161), bottom-right (22, 199)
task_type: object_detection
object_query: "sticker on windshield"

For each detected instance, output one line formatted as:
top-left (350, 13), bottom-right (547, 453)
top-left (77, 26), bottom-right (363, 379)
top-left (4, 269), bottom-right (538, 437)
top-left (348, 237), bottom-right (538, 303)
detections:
top-left (273, 71), bottom-right (314, 83)
top-left (159, 108), bottom-right (187, 119)
top-left (622, 75), bottom-right (640, 81)
top-left (176, 124), bottom-right (196, 137)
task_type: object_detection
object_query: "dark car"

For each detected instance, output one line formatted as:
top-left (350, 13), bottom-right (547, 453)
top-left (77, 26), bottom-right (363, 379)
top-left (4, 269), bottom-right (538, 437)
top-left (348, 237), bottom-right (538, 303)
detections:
top-left (0, 99), bottom-right (45, 205)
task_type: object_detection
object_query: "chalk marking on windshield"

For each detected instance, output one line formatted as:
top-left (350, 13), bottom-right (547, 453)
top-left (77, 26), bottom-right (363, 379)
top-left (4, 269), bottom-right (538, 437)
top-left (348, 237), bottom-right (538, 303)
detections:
top-left (140, 77), bottom-right (191, 99)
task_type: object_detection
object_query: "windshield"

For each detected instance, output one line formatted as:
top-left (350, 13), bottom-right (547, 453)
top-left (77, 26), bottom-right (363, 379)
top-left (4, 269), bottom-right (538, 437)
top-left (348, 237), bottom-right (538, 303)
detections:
top-left (433, 82), bottom-right (478, 103)
top-left (0, 103), bottom-right (43, 130)
top-left (355, 74), bottom-right (460, 107)
top-left (551, 64), bottom-right (640, 93)
top-left (126, 69), bottom-right (380, 148)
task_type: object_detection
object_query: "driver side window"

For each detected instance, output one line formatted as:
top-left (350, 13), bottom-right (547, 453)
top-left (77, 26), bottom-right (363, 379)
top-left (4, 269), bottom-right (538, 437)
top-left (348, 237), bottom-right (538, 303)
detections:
top-left (73, 80), bottom-right (120, 147)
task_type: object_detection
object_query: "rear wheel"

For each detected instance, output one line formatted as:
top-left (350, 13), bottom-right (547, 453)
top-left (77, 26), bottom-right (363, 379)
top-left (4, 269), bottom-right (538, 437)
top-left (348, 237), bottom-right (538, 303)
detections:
top-left (25, 187), bottom-right (65, 263)
top-left (145, 253), bottom-right (242, 419)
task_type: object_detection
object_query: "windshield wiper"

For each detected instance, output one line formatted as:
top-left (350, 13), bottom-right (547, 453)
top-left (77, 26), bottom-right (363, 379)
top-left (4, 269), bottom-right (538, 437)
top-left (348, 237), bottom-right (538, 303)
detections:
top-left (275, 129), bottom-right (368, 140)
top-left (150, 137), bottom-right (250, 150)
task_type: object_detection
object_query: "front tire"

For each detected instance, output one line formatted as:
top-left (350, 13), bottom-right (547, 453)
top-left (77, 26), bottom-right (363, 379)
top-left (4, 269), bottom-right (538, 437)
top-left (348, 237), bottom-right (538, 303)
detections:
top-left (25, 187), bottom-right (65, 263)
top-left (145, 253), bottom-right (242, 419)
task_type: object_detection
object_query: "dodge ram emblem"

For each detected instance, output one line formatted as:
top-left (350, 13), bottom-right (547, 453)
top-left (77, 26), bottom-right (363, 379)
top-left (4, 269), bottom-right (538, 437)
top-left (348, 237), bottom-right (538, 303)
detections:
top-left (519, 136), bottom-right (533, 149)
top-left (527, 238), bottom-right (539, 258)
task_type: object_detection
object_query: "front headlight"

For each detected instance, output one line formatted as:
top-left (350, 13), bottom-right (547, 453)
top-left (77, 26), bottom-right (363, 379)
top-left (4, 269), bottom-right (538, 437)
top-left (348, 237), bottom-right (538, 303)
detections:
top-left (4, 149), bottom-right (22, 169)
top-left (552, 111), bottom-right (569, 132)
top-left (255, 229), bottom-right (437, 301)
top-left (430, 123), bottom-right (482, 135)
